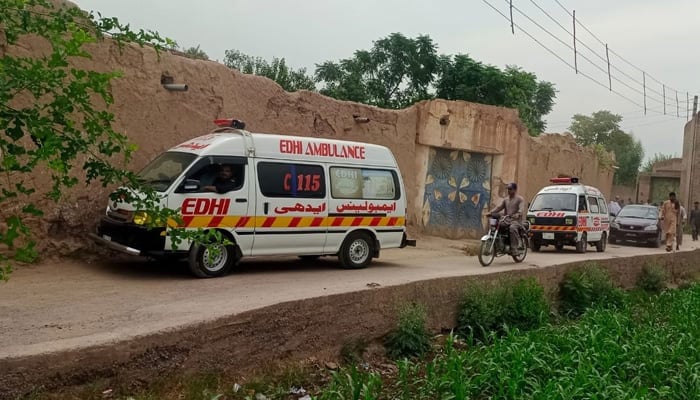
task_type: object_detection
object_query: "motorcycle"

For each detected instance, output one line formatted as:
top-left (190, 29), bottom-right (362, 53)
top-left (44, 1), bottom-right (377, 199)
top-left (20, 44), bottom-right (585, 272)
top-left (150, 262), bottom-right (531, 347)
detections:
top-left (478, 214), bottom-right (531, 267)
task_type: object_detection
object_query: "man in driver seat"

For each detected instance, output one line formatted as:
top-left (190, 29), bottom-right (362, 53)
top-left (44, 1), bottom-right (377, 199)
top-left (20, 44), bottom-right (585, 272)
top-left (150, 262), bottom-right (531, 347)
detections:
top-left (489, 182), bottom-right (525, 255)
top-left (202, 164), bottom-right (238, 194)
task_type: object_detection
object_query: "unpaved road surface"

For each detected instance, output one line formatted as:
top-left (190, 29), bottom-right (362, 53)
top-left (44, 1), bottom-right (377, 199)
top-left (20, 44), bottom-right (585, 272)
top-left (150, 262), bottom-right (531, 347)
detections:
top-left (1, 236), bottom-right (697, 359)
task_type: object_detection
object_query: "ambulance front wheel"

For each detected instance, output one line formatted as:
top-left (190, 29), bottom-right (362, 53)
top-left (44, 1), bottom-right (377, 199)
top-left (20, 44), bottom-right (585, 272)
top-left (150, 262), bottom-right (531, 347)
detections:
top-left (188, 241), bottom-right (238, 278)
top-left (339, 232), bottom-right (374, 269)
top-left (576, 233), bottom-right (587, 253)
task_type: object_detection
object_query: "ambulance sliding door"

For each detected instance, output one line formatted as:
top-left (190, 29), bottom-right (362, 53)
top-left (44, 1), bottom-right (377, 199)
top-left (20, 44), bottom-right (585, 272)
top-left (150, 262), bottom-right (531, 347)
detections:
top-left (252, 160), bottom-right (328, 256)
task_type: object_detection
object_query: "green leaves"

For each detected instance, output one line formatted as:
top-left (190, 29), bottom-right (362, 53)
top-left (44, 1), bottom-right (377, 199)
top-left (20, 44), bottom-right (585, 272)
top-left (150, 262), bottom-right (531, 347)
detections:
top-left (315, 33), bottom-right (439, 109)
top-left (568, 111), bottom-right (644, 185)
top-left (224, 49), bottom-right (316, 92)
top-left (437, 58), bottom-right (556, 136)
top-left (0, 0), bottom-right (182, 279)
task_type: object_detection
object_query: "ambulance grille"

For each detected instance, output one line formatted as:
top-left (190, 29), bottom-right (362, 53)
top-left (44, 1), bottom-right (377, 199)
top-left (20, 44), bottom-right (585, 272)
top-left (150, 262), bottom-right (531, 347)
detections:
top-left (533, 217), bottom-right (568, 225)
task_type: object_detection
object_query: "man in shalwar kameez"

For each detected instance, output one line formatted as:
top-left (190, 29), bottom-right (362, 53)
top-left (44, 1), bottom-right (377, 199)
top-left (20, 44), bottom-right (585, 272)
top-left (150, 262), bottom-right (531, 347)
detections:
top-left (660, 192), bottom-right (679, 252)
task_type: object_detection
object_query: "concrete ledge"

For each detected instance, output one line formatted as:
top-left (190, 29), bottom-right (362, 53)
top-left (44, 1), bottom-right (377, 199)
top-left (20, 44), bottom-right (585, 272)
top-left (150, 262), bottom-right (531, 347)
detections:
top-left (1, 250), bottom-right (699, 398)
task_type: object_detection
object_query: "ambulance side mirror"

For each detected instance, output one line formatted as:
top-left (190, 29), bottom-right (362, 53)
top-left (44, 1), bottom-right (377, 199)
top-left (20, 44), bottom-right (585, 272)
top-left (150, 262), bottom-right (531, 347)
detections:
top-left (182, 179), bottom-right (200, 192)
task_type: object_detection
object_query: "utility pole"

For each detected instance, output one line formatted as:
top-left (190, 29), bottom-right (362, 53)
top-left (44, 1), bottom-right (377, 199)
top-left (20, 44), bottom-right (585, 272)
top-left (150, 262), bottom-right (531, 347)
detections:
top-left (689, 95), bottom-right (699, 208)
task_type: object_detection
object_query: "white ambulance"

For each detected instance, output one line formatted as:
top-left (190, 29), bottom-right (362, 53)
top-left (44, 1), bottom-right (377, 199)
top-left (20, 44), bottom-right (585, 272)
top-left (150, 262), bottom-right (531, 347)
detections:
top-left (526, 177), bottom-right (610, 253)
top-left (89, 119), bottom-right (415, 278)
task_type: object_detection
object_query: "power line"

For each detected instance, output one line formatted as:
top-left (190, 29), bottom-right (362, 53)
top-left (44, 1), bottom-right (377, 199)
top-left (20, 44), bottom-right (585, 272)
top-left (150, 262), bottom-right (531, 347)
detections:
top-left (553, 0), bottom-right (688, 95)
top-left (487, 0), bottom-right (696, 119)
top-left (527, 0), bottom-right (689, 106)
top-left (482, 0), bottom-right (645, 108)
top-left (508, 1), bottom-right (656, 103)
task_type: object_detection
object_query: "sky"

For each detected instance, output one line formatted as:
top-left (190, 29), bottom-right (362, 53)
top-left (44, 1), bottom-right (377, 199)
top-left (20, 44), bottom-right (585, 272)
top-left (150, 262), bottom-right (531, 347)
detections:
top-left (73, 0), bottom-right (700, 162)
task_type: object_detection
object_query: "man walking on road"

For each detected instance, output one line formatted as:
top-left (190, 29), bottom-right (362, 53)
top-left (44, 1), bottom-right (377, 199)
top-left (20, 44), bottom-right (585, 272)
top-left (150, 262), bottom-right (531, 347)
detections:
top-left (690, 201), bottom-right (700, 241)
top-left (676, 203), bottom-right (687, 250)
top-left (608, 196), bottom-right (621, 216)
top-left (660, 192), bottom-right (679, 252)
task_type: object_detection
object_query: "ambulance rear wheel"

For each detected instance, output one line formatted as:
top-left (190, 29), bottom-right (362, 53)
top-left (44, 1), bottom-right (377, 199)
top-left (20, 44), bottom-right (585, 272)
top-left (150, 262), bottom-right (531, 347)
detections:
top-left (188, 242), bottom-right (237, 278)
top-left (339, 232), bottom-right (373, 269)
top-left (596, 233), bottom-right (607, 252)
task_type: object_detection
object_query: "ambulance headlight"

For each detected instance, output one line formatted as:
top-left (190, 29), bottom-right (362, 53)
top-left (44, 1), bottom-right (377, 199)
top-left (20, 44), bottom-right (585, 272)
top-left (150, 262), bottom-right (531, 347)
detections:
top-left (565, 218), bottom-right (574, 225)
top-left (133, 211), bottom-right (149, 225)
top-left (528, 217), bottom-right (535, 224)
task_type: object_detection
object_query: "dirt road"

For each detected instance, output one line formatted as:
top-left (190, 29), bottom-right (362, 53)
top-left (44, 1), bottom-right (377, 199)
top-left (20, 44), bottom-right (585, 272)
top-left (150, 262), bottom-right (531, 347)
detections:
top-left (1, 236), bottom-right (696, 360)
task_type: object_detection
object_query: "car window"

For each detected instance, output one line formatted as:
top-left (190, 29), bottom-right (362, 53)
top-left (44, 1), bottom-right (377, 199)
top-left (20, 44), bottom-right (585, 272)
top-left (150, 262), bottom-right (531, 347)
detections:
top-left (587, 196), bottom-right (600, 213)
top-left (529, 193), bottom-right (577, 211)
top-left (257, 162), bottom-right (325, 198)
top-left (598, 198), bottom-right (608, 214)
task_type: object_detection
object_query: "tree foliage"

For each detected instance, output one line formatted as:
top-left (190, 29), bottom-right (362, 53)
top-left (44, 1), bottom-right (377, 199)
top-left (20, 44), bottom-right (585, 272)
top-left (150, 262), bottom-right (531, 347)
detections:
top-left (642, 153), bottom-right (677, 173)
top-left (315, 33), bottom-right (439, 109)
top-left (225, 33), bottom-right (556, 134)
top-left (0, 0), bottom-right (222, 280)
top-left (223, 49), bottom-right (315, 92)
top-left (182, 44), bottom-right (209, 60)
top-left (436, 55), bottom-right (556, 135)
top-left (569, 111), bottom-right (644, 186)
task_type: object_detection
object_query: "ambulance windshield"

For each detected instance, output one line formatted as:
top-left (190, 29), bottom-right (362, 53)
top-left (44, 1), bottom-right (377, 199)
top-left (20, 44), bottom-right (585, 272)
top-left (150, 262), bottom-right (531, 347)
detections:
top-left (530, 193), bottom-right (577, 212)
top-left (138, 151), bottom-right (197, 192)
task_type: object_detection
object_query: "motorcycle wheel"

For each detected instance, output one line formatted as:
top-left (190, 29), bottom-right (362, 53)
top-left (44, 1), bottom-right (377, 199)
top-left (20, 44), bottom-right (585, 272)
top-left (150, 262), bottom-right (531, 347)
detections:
top-left (478, 239), bottom-right (496, 267)
top-left (512, 234), bottom-right (528, 263)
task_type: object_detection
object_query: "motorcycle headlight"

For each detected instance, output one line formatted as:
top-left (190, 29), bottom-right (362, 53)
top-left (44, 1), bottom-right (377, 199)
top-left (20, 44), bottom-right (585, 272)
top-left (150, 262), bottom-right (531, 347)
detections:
top-left (644, 225), bottom-right (658, 231)
top-left (133, 211), bottom-right (149, 225)
top-left (610, 222), bottom-right (620, 229)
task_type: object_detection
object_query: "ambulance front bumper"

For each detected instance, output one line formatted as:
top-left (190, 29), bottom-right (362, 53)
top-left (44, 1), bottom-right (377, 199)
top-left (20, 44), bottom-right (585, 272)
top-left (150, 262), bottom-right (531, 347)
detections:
top-left (89, 233), bottom-right (141, 256)
top-left (90, 216), bottom-right (166, 256)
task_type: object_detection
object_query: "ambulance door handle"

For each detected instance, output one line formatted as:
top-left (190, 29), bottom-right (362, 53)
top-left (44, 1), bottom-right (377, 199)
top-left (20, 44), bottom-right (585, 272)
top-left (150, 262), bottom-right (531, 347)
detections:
top-left (264, 202), bottom-right (269, 214)
top-left (235, 198), bottom-right (247, 203)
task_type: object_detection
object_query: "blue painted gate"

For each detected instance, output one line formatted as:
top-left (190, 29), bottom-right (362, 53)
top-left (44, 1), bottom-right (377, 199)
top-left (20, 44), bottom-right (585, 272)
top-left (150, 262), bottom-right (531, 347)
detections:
top-left (422, 148), bottom-right (492, 238)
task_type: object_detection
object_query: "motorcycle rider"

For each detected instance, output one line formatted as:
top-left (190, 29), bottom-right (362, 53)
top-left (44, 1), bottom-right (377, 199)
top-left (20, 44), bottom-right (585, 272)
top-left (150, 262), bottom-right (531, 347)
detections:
top-left (489, 182), bottom-right (525, 255)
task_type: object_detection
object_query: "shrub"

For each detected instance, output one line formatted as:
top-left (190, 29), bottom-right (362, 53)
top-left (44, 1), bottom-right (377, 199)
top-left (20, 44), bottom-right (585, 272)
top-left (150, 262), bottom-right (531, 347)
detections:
top-left (636, 263), bottom-right (668, 294)
top-left (340, 338), bottom-right (368, 364)
top-left (504, 278), bottom-right (550, 330)
top-left (385, 303), bottom-right (432, 359)
top-left (457, 282), bottom-right (507, 341)
top-left (457, 278), bottom-right (550, 342)
top-left (559, 263), bottom-right (624, 317)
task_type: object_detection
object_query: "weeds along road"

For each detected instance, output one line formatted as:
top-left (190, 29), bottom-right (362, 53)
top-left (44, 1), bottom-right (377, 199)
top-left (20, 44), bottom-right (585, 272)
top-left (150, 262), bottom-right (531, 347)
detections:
top-left (1, 235), bottom-right (697, 360)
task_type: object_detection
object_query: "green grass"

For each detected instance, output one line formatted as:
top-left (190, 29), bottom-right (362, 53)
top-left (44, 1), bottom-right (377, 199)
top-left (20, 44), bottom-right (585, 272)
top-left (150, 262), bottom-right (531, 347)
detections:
top-left (384, 303), bottom-right (432, 359)
top-left (457, 278), bottom-right (550, 342)
top-left (636, 262), bottom-right (668, 294)
top-left (559, 263), bottom-right (624, 317)
top-left (318, 284), bottom-right (700, 399)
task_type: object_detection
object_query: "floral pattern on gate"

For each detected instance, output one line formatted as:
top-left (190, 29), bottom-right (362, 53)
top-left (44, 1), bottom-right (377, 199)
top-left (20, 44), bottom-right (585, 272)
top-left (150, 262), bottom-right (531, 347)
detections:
top-left (422, 148), bottom-right (492, 238)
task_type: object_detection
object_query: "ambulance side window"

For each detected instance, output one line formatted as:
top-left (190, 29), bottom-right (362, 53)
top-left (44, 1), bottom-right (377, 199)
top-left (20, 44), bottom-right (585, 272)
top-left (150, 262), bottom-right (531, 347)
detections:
top-left (175, 156), bottom-right (246, 193)
top-left (578, 195), bottom-right (587, 212)
top-left (599, 198), bottom-right (608, 215)
top-left (257, 162), bottom-right (326, 198)
top-left (587, 196), bottom-right (600, 213)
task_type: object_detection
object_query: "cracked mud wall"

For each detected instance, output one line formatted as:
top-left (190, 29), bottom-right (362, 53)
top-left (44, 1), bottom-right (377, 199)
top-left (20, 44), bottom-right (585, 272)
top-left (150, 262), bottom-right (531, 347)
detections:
top-left (4, 9), bottom-right (612, 251)
top-left (525, 133), bottom-right (615, 203)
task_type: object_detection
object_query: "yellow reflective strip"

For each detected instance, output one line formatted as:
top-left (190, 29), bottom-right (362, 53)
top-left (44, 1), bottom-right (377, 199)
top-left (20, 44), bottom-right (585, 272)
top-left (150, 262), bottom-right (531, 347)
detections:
top-left (218, 216), bottom-right (239, 227)
top-left (341, 217), bottom-right (355, 227)
top-left (296, 217), bottom-right (314, 227)
top-left (272, 217), bottom-right (291, 228)
top-left (188, 216), bottom-right (212, 228)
